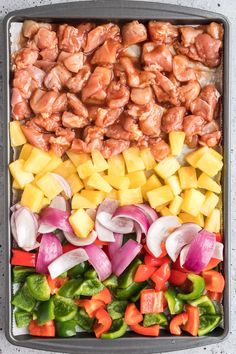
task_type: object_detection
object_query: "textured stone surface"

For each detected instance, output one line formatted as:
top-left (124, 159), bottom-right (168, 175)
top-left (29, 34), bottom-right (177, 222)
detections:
top-left (0, 0), bottom-right (235, 353)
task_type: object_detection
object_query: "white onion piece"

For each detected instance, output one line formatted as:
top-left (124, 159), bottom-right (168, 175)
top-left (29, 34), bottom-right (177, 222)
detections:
top-left (213, 241), bottom-right (224, 261)
top-left (180, 244), bottom-right (191, 267)
top-left (166, 223), bottom-right (202, 262)
top-left (146, 216), bottom-right (181, 257)
top-left (48, 248), bottom-right (89, 279)
top-left (50, 196), bottom-right (68, 211)
top-left (97, 211), bottom-right (134, 234)
top-left (51, 173), bottom-right (72, 198)
top-left (135, 222), bottom-right (142, 243)
top-left (95, 220), bottom-right (115, 242)
top-left (38, 224), bottom-right (56, 234)
top-left (64, 230), bottom-right (98, 246)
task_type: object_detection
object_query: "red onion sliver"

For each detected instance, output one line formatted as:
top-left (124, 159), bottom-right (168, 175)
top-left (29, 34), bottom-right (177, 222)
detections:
top-left (112, 239), bottom-right (142, 276)
top-left (40, 207), bottom-right (73, 233)
top-left (84, 244), bottom-right (112, 281)
top-left (95, 219), bottom-right (115, 242)
top-left (136, 204), bottom-right (158, 224)
top-left (180, 244), bottom-right (191, 267)
top-left (97, 211), bottom-right (133, 234)
top-left (113, 205), bottom-right (150, 235)
top-left (64, 230), bottom-right (98, 246)
top-left (38, 224), bottom-right (57, 234)
top-left (134, 222), bottom-right (142, 243)
top-left (146, 216), bottom-right (181, 257)
top-left (36, 233), bottom-right (63, 274)
top-left (51, 173), bottom-right (72, 198)
top-left (50, 196), bottom-right (68, 211)
top-left (48, 248), bottom-right (89, 279)
top-left (213, 241), bottom-right (224, 261)
top-left (183, 230), bottom-right (216, 273)
top-left (108, 233), bottom-right (123, 258)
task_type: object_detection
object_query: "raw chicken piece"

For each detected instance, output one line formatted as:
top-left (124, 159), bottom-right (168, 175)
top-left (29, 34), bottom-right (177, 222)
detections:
top-left (195, 33), bottom-right (222, 67)
top-left (107, 81), bottom-right (130, 108)
top-left (179, 27), bottom-right (203, 47)
top-left (90, 106), bottom-right (123, 127)
top-left (91, 39), bottom-right (122, 65)
top-left (11, 88), bottom-right (31, 120)
top-left (148, 21), bottom-right (179, 44)
top-left (50, 127), bottom-right (75, 156)
top-left (84, 23), bottom-right (120, 53)
top-left (40, 46), bottom-right (58, 61)
top-left (66, 66), bottom-right (91, 93)
top-left (101, 139), bottom-right (130, 159)
top-left (121, 115), bottom-right (143, 140)
top-left (63, 52), bottom-right (84, 73)
top-left (33, 27), bottom-right (58, 50)
top-left (44, 64), bottom-right (72, 91)
top-left (82, 67), bottom-right (113, 103)
top-left (177, 80), bottom-right (201, 109)
top-left (190, 84), bottom-right (220, 122)
top-left (173, 55), bottom-right (197, 82)
top-left (77, 22), bottom-right (95, 49)
top-left (21, 121), bottom-right (51, 151)
top-left (67, 93), bottom-right (88, 118)
top-left (14, 48), bottom-right (39, 69)
top-left (13, 66), bottom-right (45, 98)
top-left (149, 138), bottom-right (170, 161)
top-left (30, 89), bottom-right (59, 115)
top-left (161, 106), bottom-right (186, 133)
top-left (130, 86), bottom-right (153, 105)
top-left (199, 131), bottom-right (221, 147)
top-left (105, 123), bottom-right (131, 141)
top-left (52, 93), bottom-right (68, 113)
top-left (152, 70), bottom-right (178, 105)
top-left (23, 20), bottom-right (52, 38)
top-left (58, 24), bottom-right (83, 53)
top-left (138, 103), bottom-right (164, 137)
top-left (31, 113), bottom-right (61, 132)
top-left (143, 43), bottom-right (173, 72)
top-left (62, 111), bottom-right (89, 128)
top-left (120, 44), bottom-right (141, 61)
top-left (122, 21), bottom-right (147, 46)
top-left (206, 22), bottom-right (223, 40)
top-left (183, 115), bottom-right (205, 136)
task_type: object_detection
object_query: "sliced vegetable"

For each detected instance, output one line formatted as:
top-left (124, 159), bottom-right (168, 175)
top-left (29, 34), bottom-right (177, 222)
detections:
top-left (29, 320), bottom-right (55, 337)
top-left (124, 303), bottom-right (143, 325)
top-left (46, 275), bottom-right (68, 295)
top-left (67, 262), bottom-right (89, 278)
top-left (143, 313), bottom-right (168, 327)
top-left (164, 287), bottom-right (184, 315)
top-left (75, 307), bottom-right (94, 331)
top-left (12, 266), bottom-right (35, 283)
top-left (101, 318), bottom-right (128, 339)
top-left (76, 279), bottom-right (104, 296)
top-left (183, 304), bottom-right (200, 336)
top-left (84, 244), bottom-right (112, 281)
top-left (75, 299), bottom-right (105, 318)
top-left (115, 281), bottom-right (147, 300)
top-left (84, 268), bottom-right (98, 279)
top-left (64, 230), bottom-right (97, 247)
top-left (92, 287), bottom-right (112, 304)
top-left (207, 291), bottom-right (222, 302)
top-left (202, 270), bottom-right (225, 292)
top-left (130, 323), bottom-right (160, 336)
top-left (108, 233), bottom-right (123, 258)
top-left (12, 283), bottom-right (36, 312)
top-left (213, 242), bottom-right (224, 261)
top-left (198, 314), bottom-right (221, 336)
top-left (54, 295), bottom-right (77, 322)
top-left (169, 269), bottom-right (187, 287)
top-left (136, 203), bottom-right (158, 223)
top-left (58, 279), bottom-right (83, 298)
top-left (15, 309), bottom-right (32, 328)
top-left (40, 207), bottom-right (73, 234)
top-left (169, 313), bottom-right (188, 335)
top-left (107, 300), bottom-right (128, 320)
top-left (203, 257), bottom-right (221, 271)
top-left (11, 249), bottom-right (36, 267)
top-left (189, 295), bottom-right (216, 315)
top-left (36, 233), bottom-right (63, 274)
top-left (140, 289), bottom-right (164, 314)
top-left (94, 308), bottom-right (112, 338)
top-left (27, 274), bottom-right (51, 301)
top-left (113, 205), bottom-right (150, 235)
top-left (144, 254), bottom-right (170, 268)
top-left (95, 220), bottom-right (115, 242)
top-left (55, 319), bottom-right (77, 337)
top-left (177, 274), bottom-right (205, 301)
top-left (118, 258), bottom-right (142, 289)
top-left (134, 264), bottom-right (156, 282)
top-left (111, 240), bottom-right (142, 277)
top-left (103, 274), bottom-right (118, 289)
top-left (51, 173), bottom-right (72, 198)
top-left (50, 196), bottom-right (68, 211)
top-left (36, 297), bottom-right (55, 325)
top-left (151, 263), bottom-right (171, 291)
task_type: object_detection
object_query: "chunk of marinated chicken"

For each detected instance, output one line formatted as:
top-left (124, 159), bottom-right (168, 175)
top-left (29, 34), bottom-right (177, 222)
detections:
top-left (143, 43), bottom-right (173, 72)
top-left (44, 64), bottom-right (72, 91)
top-left (11, 88), bottom-right (31, 120)
top-left (77, 22), bottom-right (96, 49)
top-left (183, 115), bottom-right (205, 136)
top-left (130, 86), bottom-right (153, 105)
top-left (122, 21), bottom-right (147, 46)
top-left (63, 52), bottom-right (84, 73)
top-left (177, 80), bottom-right (201, 109)
top-left (23, 20), bottom-right (52, 38)
top-left (67, 93), bottom-right (88, 118)
top-left (149, 138), bottom-right (170, 161)
top-left (62, 111), bottom-right (89, 128)
top-left (199, 131), bottom-right (221, 147)
top-left (173, 55), bottom-right (197, 82)
top-left (82, 66), bottom-right (113, 103)
top-left (190, 84), bottom-right (220, 122)
top-left (34, 60), bottom-right (56, 72)
top-left (105, 122), bottom-right (131, 141)
top-left (14, 48), bottom-right (39, 69)
top-left (30, 89), bottom-right (59, 115)
top-left (84, 126), bottom-right (104, 143)
top-left (33, 27), bottom-right (58, 50)
top-left (179, 27), bottom-right (203, 47)
top-left (206, 22), bottom-right (224, 40)
top-left (21, 121), bottom-right (51, 151)
top-left (66, 66), bottom-right (91, 93)
top-left (195, 33), bottom-right (222, 67)
top-left (119, 57), bottom-right (155, 88)
top-left (161, 106), bottom-right (186, 133)
top-left (50, 127), bottom-right (75, 156)
top-left (52, 93), bottom-right (68, 113)
top-left (90, 106), bottom-right (123, 127)
top-left (120, 115), bottom-right (143, 141)
top-left (107, 81), bottom-right (130, 108)
top-left (13, 66), bottom-right (45, 99)
top-left (40, 46), bottom-right (59, 61)
top-left (101, 139), bottom-right (130, 159)
top-left (152, 70), bottom-right (178, 105)
top-left (84, 23), bottom-right (120, 53)
top-left (91, 39), bottom-right (122, 65)
top-left (138, 104), bottom-right (164, 137)
top-left (58, 24), bottom-right (83, 53)
top-left (185, 134), bottom-right (199, 148)
top-left (148, 21), bottom-right (179, 44)
top-left (31, 113), bottom-right (61, 132)
top-left (120, 44), bottom-right (141, 61)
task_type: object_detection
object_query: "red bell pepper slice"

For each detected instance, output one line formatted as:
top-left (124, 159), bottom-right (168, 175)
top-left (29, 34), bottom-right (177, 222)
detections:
top-left (169, 313), bottom-right (188, 335)
top-left (207, 291), bottom-right (223, 302)
top-left (215, 232), bottom-right (223, 242)
top-left (202, 270), bottom-right (225, 293)
top-left (202, 258), bottom-right (221, 271)
top-left (140, 289), bottom-right (164, 314)
top-left (169, 269), bottom-right (187, 286)
top-left (144, 254), bottom-right (170, 268)
top-left (62, 243), bottom-right (78, 253)
top-left (75, 299), bottom-right (105, 318)
top-left (134, 264), bottom-right (156, 282)
top-left (94, 239), bottom-right (109, 247)
top-left (11, 249), bottom-right (36, 267)
top-left (94, 308), bottom-right (112, 338)
top-left (29, 320), bottom-right (55, 337)
top-left (151, 263), bottom-right (171, 291)
top-left (172, 257), bottom-right (188, 273)
top-left (183, 304), bottom-right (199, 336)
top-left (144, 241), bottom-right (167, 258)
top-left (46, 275), bottom-right (68, 295)
top-left (92, 287), bottom-right (112, 304)
top-left (130, 323), bottom-right (160, 336)
top-left (124, 303), bottom-right (143, 326)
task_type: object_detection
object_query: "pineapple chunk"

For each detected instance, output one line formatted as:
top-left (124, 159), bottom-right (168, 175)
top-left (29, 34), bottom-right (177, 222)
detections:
top-left (154, 157), bottom-right (180, 179)
top-left (108, 154), bottom-right (126, 177)
top-left (197, 173), bottom-right (221, 194)
top-left (142, 174), bottom-right (162, 200)
top-left (9, 159), bottom-right (34, 188)
top-left (106, 188), bottom-right (118, 200)
top-left (181, 188), bottom-right (205, 216)
top-left (71, 194), bottom-right (96, 209)
top-left (105, 174), bottom-right (130, 190)
top-left (38, 197), bottom-right (50, 212)
top-left (169, 131), bottom-right (185, 156)
top-left (147, 185), bottom-right (174, 209)
top-left (10, 121), bottom-right (27, 147)
top-left (123, 147), bottom-right (145, 173)
top-left (200, 191), bottom-right (219, 216)
top-left (178, 212), bottom-right (204, 227)
top-left (36, 173), bottom-right (63, 200)
top-left (119, 187), bottom-right (143, 206)
top-left (165, 175), bottom-right (182, 196)
top-left (127, 171), bottom-right (146, 188)
top-left (19, 144), bottom-right (33, 160)
top-left (140, 148), bottom-right (156, 170)
top-left (21, 183), bottom-right (44, 212)
top-left (155, 203), bottom-right (169, 212)
top-left (69, 209), bottom-right (94, 238)
top-left (66, 151), bottom-right (90, 167)
top-left (39, 151), bottom-right (62, 174)
top-left (80, 190), bottom-right (106, 206)
top-left (160, 207), bottom-right (174, 216)
top-left (178, 166), bottom-right (198, 190)
top-left (13, 179), bottom-right (22, 190)
top-left (67, 173), bottom-right (84, 195)
top-left (169, 195), bottom-right (183, 215)
top-left (205, 209), bottom-right (220, 233)
top-left (24, 147), bottom-right (51, 174)
top-left (209, 148), bottom-right (223, 161)
top-left (53, 160), bottom-right (76, 179)
top-left (92, 150), bottom-right (108, 172)
top-left (87, 173), bottom-right (112, 193)
top-left (196, 152), bottom-right (223, 177)
top-left (77, 160), bottom-right (95, 179)
top-left (185, 147), bottom-right (209, 167)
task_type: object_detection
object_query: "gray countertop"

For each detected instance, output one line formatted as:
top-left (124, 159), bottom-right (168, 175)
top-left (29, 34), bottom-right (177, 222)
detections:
top-left (0, 0), bottom-right (235, 353)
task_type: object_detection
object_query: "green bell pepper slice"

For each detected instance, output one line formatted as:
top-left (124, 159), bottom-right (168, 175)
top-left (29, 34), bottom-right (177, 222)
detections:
top-left (107, 300), bottom-right (128, 320)
top-left (177, 274), bottom-right (205, 301)
top-left (54, 295), bottom-right (77, 322)
top-left (75, 279), bottom-right (104, 296)
top-left (15, 309), bottom-right (32, 328)
top-left (103, 274), bottom-right (118, 289)
top-left (75, 308), bottom-right (94, 331)
top-left (58, 279), bottom-right (83, 298)
top-left (68, 262), bottom-right (89, 278)
top-left (118, 258), bottom-right (142, 289)
top-left (84, 268), bottom-right (98, 279)
top-left (26, 274), bottom-right (50, 301)
top-left (115, 281), bottom-right (147, 300)
top-left (143, 313), bottom-right (168, 327)
top-left (165, 286), bottom-right (184, 315)
top-left (198, 314), bottom-right (221, 336)
top-left (36, 297), bottom-right (55, 325)
top-left (189, 295), bottom-right (216, 315)
top-left (101, 319), bottom-right (128, 339)
top-left (12, 266), bottom-right (35, 283)
top-left (56, 319), bottom-right (77, 337)
top-left (12, 283), bottom-right (36, 312)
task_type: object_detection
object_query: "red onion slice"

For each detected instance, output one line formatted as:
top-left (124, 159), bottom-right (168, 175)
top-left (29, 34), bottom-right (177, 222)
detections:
top-left (50, 196), bottom-right (68, 211)
top-left (136, 204), bottom-right (158, 224)
top-left (36, 233), bottom-right (63, 274)
top-left (183, 230), bottom-right (216, 273)
top-left (113, 205), bottom-right (150, 235)
top-left (64, 230), bottom-right (98, 247)
top-left (95, 220), bottom-right (115, 242)
top-left (213, 241), bottom-right (224, 261)
top-left (146, 216), bottom-right (181, 257)
top-left (108, 233), bottom-right (123, 258)
top-left (84, 244), bottom-right (112, 281)
top-left (48, 248), bottom-right (89, 279)
top-left (51, 173), bottom-right (72, 198)
top-left (166, 223), bottom-right (202, 262)
top-left (111, 239), bottom-right (142, 276)
top-left (135, 223), bottom-right (142, 243)
top-left (40, 207), bottom-right (73, 234)
top-left (180, 244), bottom-right (191, 267)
